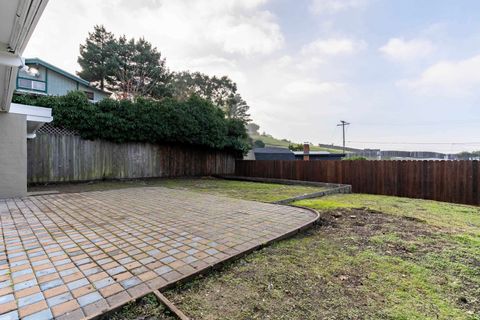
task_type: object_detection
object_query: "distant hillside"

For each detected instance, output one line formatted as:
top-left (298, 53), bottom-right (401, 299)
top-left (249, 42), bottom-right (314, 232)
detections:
top-left (317, 143), bottom-right (361, 152)
top-left (250, 134), bottom-right (343, 153)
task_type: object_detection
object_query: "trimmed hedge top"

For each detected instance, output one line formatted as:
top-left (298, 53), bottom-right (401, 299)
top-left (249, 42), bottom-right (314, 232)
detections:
top-left (13, 91), bottom-right (250, 154)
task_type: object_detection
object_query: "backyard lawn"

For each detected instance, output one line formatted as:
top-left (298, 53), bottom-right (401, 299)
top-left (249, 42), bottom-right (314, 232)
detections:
top-left (35, 179), bottom-right (479, 320)
top-left (28, 177), bottom-right (326, 203)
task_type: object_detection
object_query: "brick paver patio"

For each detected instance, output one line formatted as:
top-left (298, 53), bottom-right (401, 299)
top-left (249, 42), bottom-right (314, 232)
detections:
top-left (0, 187), bottom-right (318, 320)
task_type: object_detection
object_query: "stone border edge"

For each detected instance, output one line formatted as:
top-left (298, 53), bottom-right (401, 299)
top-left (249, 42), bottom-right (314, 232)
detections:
top-left (215, 175), bottom-right (352, 204)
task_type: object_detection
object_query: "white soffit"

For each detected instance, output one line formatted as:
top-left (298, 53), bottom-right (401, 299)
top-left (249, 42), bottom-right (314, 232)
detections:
top-left (9, 102), bottom-right (53, 139)
top-left (9, 103), bottom-right (52, 122)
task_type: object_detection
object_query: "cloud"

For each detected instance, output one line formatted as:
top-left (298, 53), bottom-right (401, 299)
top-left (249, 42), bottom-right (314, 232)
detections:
top-left (178, 55), bottom-right (247, 85)
top-left (379, 38), bottom-right (434, 61)
top-left (309, 0), bottom-right (369, 15)
top-left (210, 11), bottom-right (284, 55)
top-left (301, 38), bottom-right (366, 57)
top-left (399, 54), bottom-right (480, 96)
top-left (283, 80), bottom-right (345, 98)
top-left (24, 0), bottom-right (283, 75)
top-left (132, 0), bottom-right (284, 56)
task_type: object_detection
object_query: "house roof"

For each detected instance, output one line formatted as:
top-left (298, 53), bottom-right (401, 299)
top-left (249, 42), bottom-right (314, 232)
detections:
top-left (26, 58), bottom-right (89, 85)
top-left (254, 148), bottom-right (346, 157)
top-left (292, 151), bottom-right (331, 155)
top-left (253, 147), bottom-right (293, 154)
top-left (25, 57), bottom-right (109, 94)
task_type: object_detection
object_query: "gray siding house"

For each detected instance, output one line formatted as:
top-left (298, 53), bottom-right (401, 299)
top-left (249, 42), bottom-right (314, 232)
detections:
top-left (16, 58), bottom-right (110, 102)
top-left (252, 147), bottom-right (345, 161)
top-left (253, 147), bottom-right (296, 160)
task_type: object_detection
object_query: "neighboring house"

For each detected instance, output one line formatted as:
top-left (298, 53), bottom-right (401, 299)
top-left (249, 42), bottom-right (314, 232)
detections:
top-left (253, 147), bottom-right (296, 160)
top-left (292, 151), bottom-right (346, 161)
top-left (252, 147), bottom-right (345, 161)
top-left (347, 149), bottom-right (456, 160)
top-left (16, 58), bottom-right (110, 102)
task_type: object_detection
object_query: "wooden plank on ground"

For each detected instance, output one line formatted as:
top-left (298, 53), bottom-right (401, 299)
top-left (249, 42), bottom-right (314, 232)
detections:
top-left (153, 290), bottom-right (190, 320)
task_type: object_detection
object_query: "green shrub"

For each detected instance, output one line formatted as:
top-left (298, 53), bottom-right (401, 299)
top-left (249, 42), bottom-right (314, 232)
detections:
top-left (344, 156), bottom-right (368, 160)
top-left (13, 91), bottom-right (250, 154)
top-left (253, 139), bottom-right (265, 148)
top-left (288, 143), bottom-right (304, 151)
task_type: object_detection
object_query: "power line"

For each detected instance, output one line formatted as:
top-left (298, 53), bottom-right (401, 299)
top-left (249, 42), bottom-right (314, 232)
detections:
top-left (337, 120), bottom-right (350, 153)
top-left (352, 119), bottom-right (480, 127)
top-left (347, 141), bottom-right (480, 145)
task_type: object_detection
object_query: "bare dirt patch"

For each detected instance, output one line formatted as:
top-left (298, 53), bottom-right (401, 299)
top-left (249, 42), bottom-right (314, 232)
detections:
top-left (318, 208), bottom-right (450, 258)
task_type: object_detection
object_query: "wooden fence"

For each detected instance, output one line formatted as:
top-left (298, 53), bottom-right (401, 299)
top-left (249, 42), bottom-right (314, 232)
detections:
top-left (27, 134), bottom-right (236, 183)
top-left (235, 160), bottom-right (480, 205)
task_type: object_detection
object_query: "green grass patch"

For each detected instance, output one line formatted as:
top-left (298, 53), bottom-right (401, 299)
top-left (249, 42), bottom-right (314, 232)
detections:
top-left (295, 193), bottom-right (480, 234)
top-left (29, 177), bottom-right (326, 203)
top-left (158, 178), bottom-right (325, 202)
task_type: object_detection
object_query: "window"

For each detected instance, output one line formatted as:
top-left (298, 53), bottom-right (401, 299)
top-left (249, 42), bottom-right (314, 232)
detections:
top-left (32, 81), bottom-right (46, 91)
top-left (18, 78), bottom-right (46, 92)
top-left (83, 91), bottom-right (94, 100)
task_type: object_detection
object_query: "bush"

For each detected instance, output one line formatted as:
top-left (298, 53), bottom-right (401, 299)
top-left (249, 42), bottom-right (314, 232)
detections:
top-left (344, 156), bottom-right (367, 161)
top-left (253, 140), bottom-right (265, 148)
top-left (13, 91), bottom-right (250, 154)
top-left (288, 143), bottom-right (304, 151)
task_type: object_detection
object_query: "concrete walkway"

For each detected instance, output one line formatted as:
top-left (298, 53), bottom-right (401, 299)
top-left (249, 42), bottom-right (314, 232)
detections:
top-left (0, 187), bottom-right (317, 320)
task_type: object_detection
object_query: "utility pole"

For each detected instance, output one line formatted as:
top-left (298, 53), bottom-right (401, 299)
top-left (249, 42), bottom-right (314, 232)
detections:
top-left (337, 120), bottom-right (350, 154)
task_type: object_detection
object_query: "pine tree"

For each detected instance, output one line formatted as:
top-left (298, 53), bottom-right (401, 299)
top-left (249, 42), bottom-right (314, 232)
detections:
top-left (225, 93), bottom-right (250, 122)
top-left (110, 36), bottom-right (171, 99)
top-left (77, 25), bottom-right (116, 91)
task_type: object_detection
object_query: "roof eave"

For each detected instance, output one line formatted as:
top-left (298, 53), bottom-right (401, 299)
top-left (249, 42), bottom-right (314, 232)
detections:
top-left (0, 0), bottom-right (49, 112)
top-left (25, 57), bottom-right (111, 95)
top-left (25, 57), bottom-right (90, 86)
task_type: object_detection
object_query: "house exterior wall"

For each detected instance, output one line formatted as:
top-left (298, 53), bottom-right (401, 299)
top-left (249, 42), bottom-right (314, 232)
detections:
top-left (78, 83), bottom-right (94, 100)
top-left (16, 65), bottom-right (48, 94)
top-left (47, 70), bottom-right (78, 96)
top-left (94, 90), bottom-right (110, 101)
top-left (0, 113), bottom-right (27, 198)
top-left (254, 152), bottom-right (296, 160)
top-left (15, 61), bottom-right (109, 101)
top-left (293, 154), bottom-right (345, 161)
top-left (78, 84), bottom-right (109, 102)
top-left (18, 64), bottom-right (47, 81)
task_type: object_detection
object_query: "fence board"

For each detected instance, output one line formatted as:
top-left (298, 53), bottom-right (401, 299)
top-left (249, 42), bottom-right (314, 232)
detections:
top-left (27, 134), bottom-right (236, 183)
top-left (235, 160), bottom-right (479, 205)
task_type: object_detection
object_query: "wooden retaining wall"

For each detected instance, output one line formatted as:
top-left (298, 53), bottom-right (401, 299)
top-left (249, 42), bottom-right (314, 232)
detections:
top-left (235, 160), bottom-right (480, 205)
top-left (27, 134), bottom-right (236, 183)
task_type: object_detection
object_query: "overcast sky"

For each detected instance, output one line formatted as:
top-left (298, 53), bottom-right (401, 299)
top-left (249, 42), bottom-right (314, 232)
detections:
top-left (24, 0), bottom-right (480, 153)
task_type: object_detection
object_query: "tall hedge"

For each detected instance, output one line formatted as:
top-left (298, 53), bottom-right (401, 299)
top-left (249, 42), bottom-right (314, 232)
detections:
top-left (13, 91), bottom-right (250, 154)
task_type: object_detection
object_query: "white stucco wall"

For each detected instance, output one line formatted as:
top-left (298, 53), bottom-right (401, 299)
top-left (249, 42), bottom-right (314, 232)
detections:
top-left (0, 112), bottom-right (27, 198)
